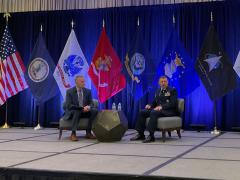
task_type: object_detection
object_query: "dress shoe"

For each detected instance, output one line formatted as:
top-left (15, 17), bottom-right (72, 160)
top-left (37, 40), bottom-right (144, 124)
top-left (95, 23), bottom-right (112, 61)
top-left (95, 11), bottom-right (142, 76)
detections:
top-left (85, 133), bottom-right (96, 139)
top-left (70, 134), bottom-right (78, 141)
top-left (130, 134), bottom-right (145, 141)
top-left (142, 135), bottom-right (155, 143)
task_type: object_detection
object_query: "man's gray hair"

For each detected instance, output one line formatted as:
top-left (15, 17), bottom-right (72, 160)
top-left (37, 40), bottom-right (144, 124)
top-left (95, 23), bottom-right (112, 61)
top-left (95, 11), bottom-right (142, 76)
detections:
top-left (75, 75), bottom-right (84, 82)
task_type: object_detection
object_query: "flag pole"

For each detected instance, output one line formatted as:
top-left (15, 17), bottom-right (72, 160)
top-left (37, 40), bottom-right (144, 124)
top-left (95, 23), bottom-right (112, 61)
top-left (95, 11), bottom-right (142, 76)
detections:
top-left (1, 101), bottom-right (10, 128)
top-left (211, 100), bottom-right (220, 135)
top-left (172, 13), bottom-right (184, 133)
top-left (210, 11), bottom-right (220, 135)
top-left (34, 105), bottom-right (42, 130)
top-left (1, 12), bottom-right (11, 129)
top-left (136, 16), bottom-right (142, 110)
top-left (102, 19), bottom-right (106, 108)
top-left (33, 25), bottom-right (44, 131)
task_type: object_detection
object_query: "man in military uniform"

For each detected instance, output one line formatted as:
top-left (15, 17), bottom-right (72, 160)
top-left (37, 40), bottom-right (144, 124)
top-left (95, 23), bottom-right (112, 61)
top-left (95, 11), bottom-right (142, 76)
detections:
top-left (131, 76), bottom-right (178, 143)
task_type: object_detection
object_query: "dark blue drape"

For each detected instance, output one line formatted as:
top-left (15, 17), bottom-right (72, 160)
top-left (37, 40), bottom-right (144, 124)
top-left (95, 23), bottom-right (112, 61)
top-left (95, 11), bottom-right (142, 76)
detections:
top-left (0, 1), bottom-right (240, 130)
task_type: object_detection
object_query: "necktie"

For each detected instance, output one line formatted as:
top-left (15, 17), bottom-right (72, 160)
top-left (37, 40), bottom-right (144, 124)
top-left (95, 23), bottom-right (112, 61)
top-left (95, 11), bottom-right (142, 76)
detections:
top-left (78, 89), bottom-right (83, 107)
top-left (161, 89), bottom-right (165, 95)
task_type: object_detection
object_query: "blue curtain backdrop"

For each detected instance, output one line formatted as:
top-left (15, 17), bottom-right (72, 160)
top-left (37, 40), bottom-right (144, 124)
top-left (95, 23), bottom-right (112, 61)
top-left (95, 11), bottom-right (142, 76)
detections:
top-left (0, 0), bottom-right (240, 130)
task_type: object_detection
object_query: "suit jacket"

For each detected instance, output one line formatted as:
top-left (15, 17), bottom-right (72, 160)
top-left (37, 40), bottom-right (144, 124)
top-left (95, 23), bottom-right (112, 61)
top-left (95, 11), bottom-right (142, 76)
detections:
top-left (62, 87), bottom-right (93, 121)
top-left (150, 86), bottom-right (178, 116)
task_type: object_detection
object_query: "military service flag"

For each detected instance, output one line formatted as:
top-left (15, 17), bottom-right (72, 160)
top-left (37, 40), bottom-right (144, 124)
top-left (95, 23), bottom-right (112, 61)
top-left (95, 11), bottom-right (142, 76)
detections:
top-left (195, 24), bottom-right (237, 100)
top-left (155, 28), bottom-right (199, 97)
top-left (125, 25), bottom-right (156, 100)
top-left (53, 29), bottom-right (91, 99)
top-left (88, 27), bottom-right (126, 103)
top-left (233, 51), bottom-right (240, 78)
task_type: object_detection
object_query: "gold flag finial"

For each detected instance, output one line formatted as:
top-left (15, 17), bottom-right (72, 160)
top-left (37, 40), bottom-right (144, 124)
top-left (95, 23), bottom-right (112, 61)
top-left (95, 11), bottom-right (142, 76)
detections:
top-left (3, 12), bottom-right (11, 23)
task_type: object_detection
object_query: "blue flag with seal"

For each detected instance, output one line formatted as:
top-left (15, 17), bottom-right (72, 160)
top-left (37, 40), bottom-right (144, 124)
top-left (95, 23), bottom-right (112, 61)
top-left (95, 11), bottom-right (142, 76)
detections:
top-left (155, 28), bottom-right (199, 97)
top-left (24, 31), bottom-right (58, 104)
top-left (124, 25), bottom-right (156, 101)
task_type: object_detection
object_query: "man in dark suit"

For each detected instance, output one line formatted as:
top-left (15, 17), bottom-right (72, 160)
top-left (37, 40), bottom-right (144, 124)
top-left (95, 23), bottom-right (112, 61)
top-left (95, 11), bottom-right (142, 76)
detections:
top-left (131, 76), bottom-right (178, 143)
top-left (63, 75), bottom-right (97, 141)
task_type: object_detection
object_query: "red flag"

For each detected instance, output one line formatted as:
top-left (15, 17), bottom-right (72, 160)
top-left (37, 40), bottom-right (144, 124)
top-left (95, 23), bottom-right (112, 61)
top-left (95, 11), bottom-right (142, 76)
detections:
top-left (88, 27), bottom-right (126, 103)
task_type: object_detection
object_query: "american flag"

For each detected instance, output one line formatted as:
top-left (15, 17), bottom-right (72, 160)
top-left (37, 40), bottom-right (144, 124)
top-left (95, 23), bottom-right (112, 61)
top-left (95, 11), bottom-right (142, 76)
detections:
top-left (0, 25), bottom-right (28, 105)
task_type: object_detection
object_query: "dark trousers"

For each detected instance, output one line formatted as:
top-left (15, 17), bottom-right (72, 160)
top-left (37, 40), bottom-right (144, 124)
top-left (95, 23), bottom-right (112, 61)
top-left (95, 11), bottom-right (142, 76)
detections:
top-left (135, 109), bottom-right (166, 135)
top-left (71, 108), bottom-right (98, 133)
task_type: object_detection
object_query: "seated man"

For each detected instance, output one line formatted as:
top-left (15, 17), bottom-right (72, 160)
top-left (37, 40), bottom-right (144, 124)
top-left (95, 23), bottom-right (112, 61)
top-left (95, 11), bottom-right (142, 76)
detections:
top-left (131, 76), bottom-right (178, 143)
top-left (63, 75), bottom-right (97, 141)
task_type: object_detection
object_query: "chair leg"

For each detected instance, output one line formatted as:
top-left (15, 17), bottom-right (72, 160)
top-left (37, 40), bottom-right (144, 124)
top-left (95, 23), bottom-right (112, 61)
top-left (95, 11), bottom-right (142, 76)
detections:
top-left (177, 129), bottom-right (181, 139)
top-left (167, 131), bottom-right (171, 137)
top-left (59, 128), bottom-right (62, 140)
top-left (162, 130), bottom-right (166, 142)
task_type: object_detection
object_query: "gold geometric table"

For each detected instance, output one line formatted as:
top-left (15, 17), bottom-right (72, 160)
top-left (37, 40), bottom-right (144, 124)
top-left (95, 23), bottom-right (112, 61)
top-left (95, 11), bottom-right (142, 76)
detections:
top-left (92, 110), bottom-right (128, 142)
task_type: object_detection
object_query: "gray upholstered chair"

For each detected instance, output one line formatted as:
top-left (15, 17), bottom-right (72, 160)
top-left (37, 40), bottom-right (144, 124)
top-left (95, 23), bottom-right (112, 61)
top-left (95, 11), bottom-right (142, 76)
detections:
top-left (146, 98), bottom-right (184, 142)
top-left (58, 99), bottom-right (99, 140)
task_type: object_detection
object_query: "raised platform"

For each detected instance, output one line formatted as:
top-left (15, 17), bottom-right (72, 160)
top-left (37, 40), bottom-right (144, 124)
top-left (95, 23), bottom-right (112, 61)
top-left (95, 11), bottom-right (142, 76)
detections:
top-left (0, 128), bottom-right (240, 179)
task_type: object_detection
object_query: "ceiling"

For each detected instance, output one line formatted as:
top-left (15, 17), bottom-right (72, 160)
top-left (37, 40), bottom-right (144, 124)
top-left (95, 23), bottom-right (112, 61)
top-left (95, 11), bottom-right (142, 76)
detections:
top-left (0, 0), bottom-right (222, 13)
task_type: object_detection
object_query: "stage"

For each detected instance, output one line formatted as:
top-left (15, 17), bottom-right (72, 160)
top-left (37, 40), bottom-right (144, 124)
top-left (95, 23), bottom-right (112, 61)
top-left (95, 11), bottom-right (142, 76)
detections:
top-left (0, 128), bottom-right (240, 180)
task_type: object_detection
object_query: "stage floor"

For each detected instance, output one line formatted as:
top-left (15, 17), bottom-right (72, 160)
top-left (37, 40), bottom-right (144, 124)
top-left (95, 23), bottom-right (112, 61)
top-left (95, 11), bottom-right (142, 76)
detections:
top-left (0, 128), bottom-right (240, 180)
